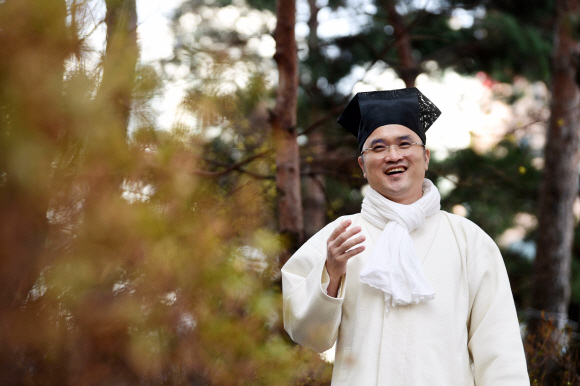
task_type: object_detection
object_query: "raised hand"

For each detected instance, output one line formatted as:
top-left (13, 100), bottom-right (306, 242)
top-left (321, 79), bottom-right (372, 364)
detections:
top-left (325, 219), bottom-right (366, 297)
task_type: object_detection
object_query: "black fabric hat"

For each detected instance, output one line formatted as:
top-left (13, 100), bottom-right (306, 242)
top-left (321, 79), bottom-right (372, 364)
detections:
top-left (337, 87), bottom-right (441, 151)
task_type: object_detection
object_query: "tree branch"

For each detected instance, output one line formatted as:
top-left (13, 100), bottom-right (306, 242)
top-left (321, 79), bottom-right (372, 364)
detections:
top-left (194, 151), bottom-right (272, 178)
top-left (299, 106), bottom-right (345, 136)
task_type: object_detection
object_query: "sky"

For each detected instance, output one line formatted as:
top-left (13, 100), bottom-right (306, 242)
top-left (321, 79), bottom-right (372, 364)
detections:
top-left (86, 0), bottom-right (189, 129)
top-left (137, 1), bottom-right (183, 62)
top-left (136, 0), bottom-right (193, 128)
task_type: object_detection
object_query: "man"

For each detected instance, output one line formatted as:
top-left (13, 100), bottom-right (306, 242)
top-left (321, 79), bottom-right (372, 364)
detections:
top-left (281, 88), bottom-right (529, 385)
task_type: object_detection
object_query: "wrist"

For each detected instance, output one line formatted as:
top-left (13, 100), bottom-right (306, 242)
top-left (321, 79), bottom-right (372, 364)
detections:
top-left (326, 274), bottom-right (343, 298)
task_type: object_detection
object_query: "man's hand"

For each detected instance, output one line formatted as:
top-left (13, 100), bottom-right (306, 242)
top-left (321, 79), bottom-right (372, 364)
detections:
top-left (325, 219), bottom-right (366, 297)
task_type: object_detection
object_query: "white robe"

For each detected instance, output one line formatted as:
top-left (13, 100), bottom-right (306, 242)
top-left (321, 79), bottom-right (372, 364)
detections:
top-left (282, 210), bottom-right (529, 386)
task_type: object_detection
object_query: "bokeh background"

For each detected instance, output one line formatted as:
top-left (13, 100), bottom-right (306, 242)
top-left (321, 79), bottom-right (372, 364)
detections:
top-left (1, 0), bottom-right (579, 384)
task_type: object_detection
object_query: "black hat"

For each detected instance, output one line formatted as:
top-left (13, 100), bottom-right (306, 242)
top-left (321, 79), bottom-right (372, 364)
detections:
top-left (337, 87), bottom-right (441, 151)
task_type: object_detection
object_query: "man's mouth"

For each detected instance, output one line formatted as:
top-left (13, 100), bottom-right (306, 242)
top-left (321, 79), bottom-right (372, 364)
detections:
top-left (385, 166), bottom-right (407, 176)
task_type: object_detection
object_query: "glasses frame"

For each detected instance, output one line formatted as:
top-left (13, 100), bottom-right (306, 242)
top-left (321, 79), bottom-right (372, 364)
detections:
top-left (361, 142), bottom-right (425, 157)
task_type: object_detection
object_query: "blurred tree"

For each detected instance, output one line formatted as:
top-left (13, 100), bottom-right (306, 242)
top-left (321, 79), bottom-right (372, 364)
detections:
top-left (272, 0), bottom-right (303, 265)
top-left (381, 0), bottom-right (418, 87)
top-left (167, 0), bottom-right (555, 238)
top-left (0, 0), bottom-right (334, 385)
top-left (429, 138), bottom-right (541, 308)
top-left (99, 0), bottom-right (138, 135)
top-left (0, 0), bottom-right (77, 381)
top-left (0, 0), bottom-right (71, 320)
top-left (82, 0), bottom-right (139, 268)
top-left (166, 0), bottom-right (554, 259)
top-left (295, 0), bottom-right (554, 235)
top-left (165, 0), bottom-right (580, 381)
top-left (301, 0), bottom-right (328, 239)
top-left (529, 0), bottom-right (580, 364)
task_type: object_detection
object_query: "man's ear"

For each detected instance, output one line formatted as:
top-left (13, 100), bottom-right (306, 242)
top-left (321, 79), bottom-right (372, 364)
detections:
top-left (358, 156), bottom-right (366, 178)
top-left (424, 148), bottom-right (430, 170)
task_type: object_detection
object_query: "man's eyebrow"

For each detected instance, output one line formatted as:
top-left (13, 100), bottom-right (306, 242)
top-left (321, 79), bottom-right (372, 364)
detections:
top-left (369, 138), bottom-right (386, 146)
top-left (369, 135), bottom-right (413, 146)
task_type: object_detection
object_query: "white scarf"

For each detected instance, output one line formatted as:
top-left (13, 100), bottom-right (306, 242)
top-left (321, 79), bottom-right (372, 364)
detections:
top-left (359, 178), bottom-right (440, 313)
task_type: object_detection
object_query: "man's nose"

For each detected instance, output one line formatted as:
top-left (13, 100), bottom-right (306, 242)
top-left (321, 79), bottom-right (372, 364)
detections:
top-left (383, 146), bottom-right (403, 162)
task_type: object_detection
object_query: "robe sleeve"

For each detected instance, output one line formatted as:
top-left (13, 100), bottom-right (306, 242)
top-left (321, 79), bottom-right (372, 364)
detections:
top-left (281, 221), bottom-right (346, 353)
top-left (467, 239), bottom-right (530, 386)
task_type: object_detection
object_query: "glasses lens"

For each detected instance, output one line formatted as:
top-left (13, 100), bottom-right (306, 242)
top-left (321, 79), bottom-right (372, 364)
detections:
top-left (395, 145), bottom-right (413, 156)
top-left (364, 144), bottom-right (420, 157)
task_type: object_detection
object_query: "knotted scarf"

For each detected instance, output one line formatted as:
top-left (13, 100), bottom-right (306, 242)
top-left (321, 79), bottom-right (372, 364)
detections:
top-left (359, 178), bottom-right (440, 313)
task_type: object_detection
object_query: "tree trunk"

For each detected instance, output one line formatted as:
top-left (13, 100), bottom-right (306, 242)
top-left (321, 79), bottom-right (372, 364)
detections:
top-left (0, 0), bottom-right (70, 383)
top-left (529, 0), bottom-right (580, 347)
top-left (303, 0), bottom-right (327, 239)
top-left (272, 0), bottom-right (303, 265)
top-left (307, 0), bottom-right (319, 53)
top-left (0, 0), bottom-right (68, 309)
top-left (384, 0), bottom-right (417, 87)
top-left (84, 0), bottom-right (137, 212)
top-left (304, 131), bottom-right (327, 239)
top-left (100, 0), bottom-right (138, 136)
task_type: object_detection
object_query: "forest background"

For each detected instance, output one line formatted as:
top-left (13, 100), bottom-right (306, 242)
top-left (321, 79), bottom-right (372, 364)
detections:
top-left (1, 0), bottom-right (580, 384)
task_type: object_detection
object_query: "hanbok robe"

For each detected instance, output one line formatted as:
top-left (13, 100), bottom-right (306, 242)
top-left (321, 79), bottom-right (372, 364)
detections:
top-left (282, 210), bottom-right (529, 386)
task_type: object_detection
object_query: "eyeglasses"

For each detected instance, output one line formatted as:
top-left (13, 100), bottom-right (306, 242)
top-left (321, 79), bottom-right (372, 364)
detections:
top-left (361, 142), bottom-right (425, 157)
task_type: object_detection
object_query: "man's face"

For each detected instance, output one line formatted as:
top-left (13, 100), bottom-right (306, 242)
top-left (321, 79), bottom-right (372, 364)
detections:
top-left (358, 124), bottom-right (430, 205)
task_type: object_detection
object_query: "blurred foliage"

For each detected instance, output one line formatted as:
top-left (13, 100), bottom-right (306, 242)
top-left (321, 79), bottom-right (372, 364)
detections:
top-left (168, 0), bottom-right (279, 216)
top-left (524, 318), bottom-right (580, 385)
top-left (3, 0), bottom-right (580, 383)
top-left (429, 138), bottom-right (541, 310)
top-left (168, 0), bottom-right (556, 235)
top-left (0, 0), bottom-right (332, 384)
top-left (161, 0), bottom-right (580, 382)
top-left (431, 138), bottom-right (541, 237)
top-left (167, 0), bottom-right (558, 333)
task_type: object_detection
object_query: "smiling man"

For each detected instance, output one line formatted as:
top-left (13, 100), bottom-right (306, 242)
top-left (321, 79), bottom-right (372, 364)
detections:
top-left (281, 88), bottom-right (529, 385)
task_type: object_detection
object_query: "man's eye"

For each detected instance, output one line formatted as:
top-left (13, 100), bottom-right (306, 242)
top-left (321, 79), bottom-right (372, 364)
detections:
top-left (372, 145), bottom-right (386, 151)
top-left (398, 142), bottom-right (412, 148)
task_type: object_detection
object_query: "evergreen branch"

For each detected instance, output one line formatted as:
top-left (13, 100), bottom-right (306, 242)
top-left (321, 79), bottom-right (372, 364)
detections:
top-left (78, 19), bottom-right (105, 45)
top-left (299, 106), bottom-right (345, 136)
top-left (194, 151), bottom-right (271, 178)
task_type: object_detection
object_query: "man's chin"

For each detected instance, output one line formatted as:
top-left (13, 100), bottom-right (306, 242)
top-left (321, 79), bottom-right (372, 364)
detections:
top-left (373, 185), bottom-right (423, 204)
top-left (374, 187), bottom-right (405, 201)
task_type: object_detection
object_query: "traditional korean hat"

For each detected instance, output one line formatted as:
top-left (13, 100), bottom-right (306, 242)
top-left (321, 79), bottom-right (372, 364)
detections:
top-left (337, 87), bottom-right (441, 151)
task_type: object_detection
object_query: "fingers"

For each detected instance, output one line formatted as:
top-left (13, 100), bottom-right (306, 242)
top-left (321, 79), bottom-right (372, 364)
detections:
top-left (326, 243), bottom-right (366, 280)
top-left (328, 219), bottom-right (352, 242)
top-left (327, 220), bottom-right (365, 260)
top-left (342, 245), bottom-right (365, 260)
top-left (340, 234), bottom-right (366, 255)
top-left (334, 226), bottom-right (363, 248)
top-left (326, 220), bottom-right (366, 282)
top-left (329, 225), bottom-right (363, 254)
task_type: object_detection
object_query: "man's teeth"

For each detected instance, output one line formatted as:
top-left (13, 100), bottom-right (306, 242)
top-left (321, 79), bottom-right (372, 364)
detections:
top-left (387, 167), bottom-right (405, 175)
